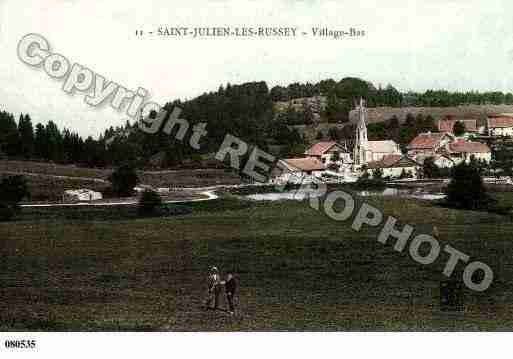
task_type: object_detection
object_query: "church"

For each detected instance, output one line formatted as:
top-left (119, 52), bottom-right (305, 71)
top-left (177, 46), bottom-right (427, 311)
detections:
top-left (353, 99), bottom-right (402, 169)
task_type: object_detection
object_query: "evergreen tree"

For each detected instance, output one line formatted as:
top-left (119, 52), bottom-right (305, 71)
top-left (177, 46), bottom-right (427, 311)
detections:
top-left (453, 121), bottom-right (466, 136)
top-left (34, 123), bottom-right (47, 159)
top-left (422, 157), bottom-right (441, 178)
top-left (138, 189), bottom-right (162, 216)
top-left (18, 114), bottom-right (35, 158)
top-left (108, 164), bottom-right (139, 197)
top-left (446, 162), bottom-right (491, 210)
top-left (0, 111), bottom-right (20, 157)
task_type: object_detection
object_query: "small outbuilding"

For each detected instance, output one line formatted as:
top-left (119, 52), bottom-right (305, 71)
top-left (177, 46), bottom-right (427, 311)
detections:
top-left (63, 189), bottom-right (103, 202)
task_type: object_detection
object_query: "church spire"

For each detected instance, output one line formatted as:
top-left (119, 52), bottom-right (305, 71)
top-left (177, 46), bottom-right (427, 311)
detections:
top-left (353, 98), bottom-right (368, 166)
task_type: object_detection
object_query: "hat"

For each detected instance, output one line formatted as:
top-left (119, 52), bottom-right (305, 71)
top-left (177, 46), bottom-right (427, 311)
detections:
top-left (211, 266), bottom-right (218, 272)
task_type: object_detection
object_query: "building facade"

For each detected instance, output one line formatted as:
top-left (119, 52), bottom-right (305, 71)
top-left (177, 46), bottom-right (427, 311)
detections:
top-left (304, 141), bottom-right (351, 170)
top-left (353, 99), bottom-right (402, 168)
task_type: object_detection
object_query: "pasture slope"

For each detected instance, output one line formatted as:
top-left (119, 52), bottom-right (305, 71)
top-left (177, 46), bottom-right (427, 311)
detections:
top-left (1, 193), bottom-right (512, 331)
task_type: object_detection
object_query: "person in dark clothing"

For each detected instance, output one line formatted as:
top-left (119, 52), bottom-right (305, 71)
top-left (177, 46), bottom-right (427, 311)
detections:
top-left (222, 271), bottom-right (237, 314)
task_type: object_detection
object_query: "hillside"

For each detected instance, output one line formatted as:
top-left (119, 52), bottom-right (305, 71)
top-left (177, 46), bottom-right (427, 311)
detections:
top-left (0, 160), bottom-right (241, 202)
top-left (348, 104), bottom-right (513, 125)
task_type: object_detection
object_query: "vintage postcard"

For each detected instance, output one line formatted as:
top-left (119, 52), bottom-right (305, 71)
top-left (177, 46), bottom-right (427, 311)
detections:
top-left (0, 0), bottom-right (511, 357)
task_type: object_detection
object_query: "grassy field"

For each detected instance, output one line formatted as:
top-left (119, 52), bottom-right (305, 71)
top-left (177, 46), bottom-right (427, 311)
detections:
top-left (1, 193), bottom-right (513, 331)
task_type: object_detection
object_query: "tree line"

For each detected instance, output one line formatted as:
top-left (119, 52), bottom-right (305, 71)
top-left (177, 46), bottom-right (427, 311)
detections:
top-left (0, 81), bottom-right (306, 167)
top-left (3, 77), bottom-right (513, 168)
top-left (270, 79), bottom-right (513, 107)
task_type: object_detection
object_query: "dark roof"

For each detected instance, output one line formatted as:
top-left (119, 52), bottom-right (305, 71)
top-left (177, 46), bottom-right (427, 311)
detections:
top-left (367, 155), bottom-right (420, 169)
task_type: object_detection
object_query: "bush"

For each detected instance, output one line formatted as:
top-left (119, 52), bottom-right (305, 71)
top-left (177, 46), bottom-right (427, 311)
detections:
top-left (445, 162), bottom-right (493, 210)
top-left (422, 157), bottom-right (440, 178)
top-left (0, 175), bottom-right (28, 221)
top-left (0, 175), bottom-right (28, 203)
top-left (354, 169), bottom-right (386, 188)
top-left (108, 164), bottom-right (139, 197)
top-left (138, 190), bottom-right (162, 216)
top-left (453, 121), bottom-right (465, 136)
top-left (0, 203), bottom-right (16, 221)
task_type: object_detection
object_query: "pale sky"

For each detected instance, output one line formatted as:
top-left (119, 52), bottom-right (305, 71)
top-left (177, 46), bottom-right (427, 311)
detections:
top-left (1, 0), bottom-right (513, 137)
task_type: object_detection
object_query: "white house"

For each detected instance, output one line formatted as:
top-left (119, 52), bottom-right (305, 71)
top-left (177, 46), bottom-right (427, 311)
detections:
top-left (63, 189), bottom-right (103, 202)
top-left (443, 139), bottom-right (492, 164)
top-left (407, 132), bottom-right (455, 162)
top-left (365, 140), bottom-right (402, 162)
top-left (432, 154), bottom-right (456, 169)
top-left (366, 155), bottom-right (421, 179)
top-left (134, 185), bottom-right (154, 193)
top-left (487, 115), bottom-right (513, 137)
top-left (304, 141), bottom-right (351, 170)
top-left (271, 157), bottom-right (326, 184)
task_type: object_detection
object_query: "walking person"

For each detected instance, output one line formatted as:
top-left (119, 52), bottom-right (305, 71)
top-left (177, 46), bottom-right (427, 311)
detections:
top-left (204, 266), bottom-right (222, 310)
top-left (222, 271), bottom-right (237, 315)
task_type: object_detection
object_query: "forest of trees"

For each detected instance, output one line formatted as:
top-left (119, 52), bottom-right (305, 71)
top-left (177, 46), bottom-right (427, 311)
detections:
top-left (270, 78), bottom-right (513, 108)
top-left (0, 81), bottom-right (306, 167)
top-left (2, 76), bottom-right (513, 168)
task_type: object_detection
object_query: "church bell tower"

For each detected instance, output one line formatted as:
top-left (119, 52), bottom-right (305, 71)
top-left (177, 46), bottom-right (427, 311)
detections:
top-left (353, 98), bottom-right (368, 167)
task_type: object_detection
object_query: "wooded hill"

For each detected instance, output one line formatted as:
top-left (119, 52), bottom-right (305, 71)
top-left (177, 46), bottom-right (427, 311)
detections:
top-left (1, 77), bottom-right (512, 168)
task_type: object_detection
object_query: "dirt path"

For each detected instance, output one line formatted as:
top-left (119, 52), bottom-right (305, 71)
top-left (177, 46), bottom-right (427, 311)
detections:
top-left (20, 190), bottom-right (219, 208)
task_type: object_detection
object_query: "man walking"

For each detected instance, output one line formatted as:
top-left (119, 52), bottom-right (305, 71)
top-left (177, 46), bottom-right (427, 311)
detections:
top-left (204, 266), bottom-right (222, 310)
top-left (222, 271), bottom-right (237, 315)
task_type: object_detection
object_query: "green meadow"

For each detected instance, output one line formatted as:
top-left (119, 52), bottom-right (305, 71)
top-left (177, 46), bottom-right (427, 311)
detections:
top-left (1, 193), bottom-right (512, 331)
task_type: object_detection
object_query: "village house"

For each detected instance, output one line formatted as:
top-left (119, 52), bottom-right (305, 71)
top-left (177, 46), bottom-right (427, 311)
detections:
top-left (443, 139), bottom-right (492, 165)
top-left (366, 155), bottom-right (421, 179)
top-left (304, 141), bottom-right (352, 170)
top-left (407, 132), bottom-right (455, 162)
top-left (364, 140), bottom-right (402, 162)
top-left (271, 157), bottom-right (326, 184)
top-left (437, 117), bottom-right (479, 136)
top-left (487, 114), bottom-right (513, 137)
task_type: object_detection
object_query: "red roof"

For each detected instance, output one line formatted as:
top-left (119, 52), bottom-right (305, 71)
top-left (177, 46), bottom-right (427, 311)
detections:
top-left (305, 142), bottom-right (343, 156)
top-left (487, 117), bottom-right (513, 128)
top-left (283, 157), bottom-right (326, 172)
top-left (448, 140), bottom-right (490, 153)
top-left (438, 118), bottom-right (477, 133)
top-left (407, 132), bottom-right (447, 150)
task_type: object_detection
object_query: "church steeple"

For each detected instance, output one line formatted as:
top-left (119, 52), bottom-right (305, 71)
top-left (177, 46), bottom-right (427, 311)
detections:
top-left (353, 98), bottom-right (368, 166)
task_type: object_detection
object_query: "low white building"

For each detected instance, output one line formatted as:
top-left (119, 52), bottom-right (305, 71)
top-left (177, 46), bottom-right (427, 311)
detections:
top-left (134, 185), bottom-right (154, 193)
top-left (432, 154), bottom-right (456, 169)
top-left (63, 189), bottom-right (103, 202)
top-left (365, 140), bottom-right (402, 163)
top-left (271, 157), bottom-right (326, 184)
top-left (366, 155), bottom-right (421, 179)
top-left (487, 115), bottom-right (513, 137)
